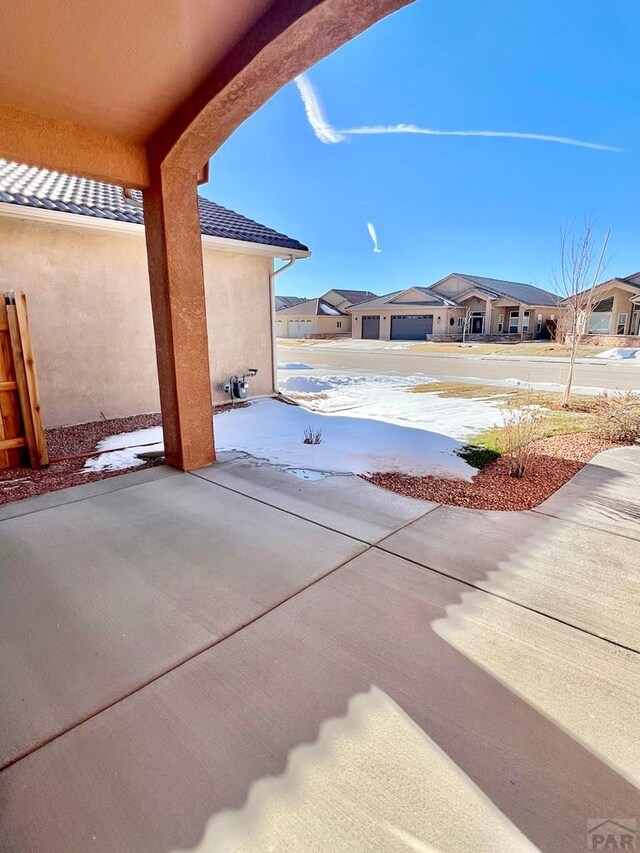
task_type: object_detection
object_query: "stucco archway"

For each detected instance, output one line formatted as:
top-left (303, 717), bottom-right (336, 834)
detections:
top-left (0, 0), bottom-right (416, 468)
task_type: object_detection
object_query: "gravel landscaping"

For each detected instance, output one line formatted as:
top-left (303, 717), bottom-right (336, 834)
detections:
top-left (0, 413), bottom-right (162, 505)
top-left (365, 433), bottom-right (631, 511)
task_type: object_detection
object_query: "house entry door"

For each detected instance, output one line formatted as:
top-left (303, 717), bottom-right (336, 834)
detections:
top-left (471, 314), bottom-right (485, 334)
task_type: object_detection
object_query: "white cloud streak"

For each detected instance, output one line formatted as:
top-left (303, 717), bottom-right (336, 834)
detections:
top-left (342, 124), bottom-right (620, 152)
top-left (294, 74), bottom-right (344, 144)
top-left (294, 73), bottom-right (620, 153)
top-left (367, 222), bottom-right (382, 253)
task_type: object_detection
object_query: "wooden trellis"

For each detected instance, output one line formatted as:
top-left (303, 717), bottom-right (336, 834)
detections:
top-left (0, 291), bottom-right (48, 470)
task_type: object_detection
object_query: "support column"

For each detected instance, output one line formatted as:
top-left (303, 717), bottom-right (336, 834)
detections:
top-left (484, 299), bottom-right (492, 336)
top-left (143, 164), bottom-right (215, 470)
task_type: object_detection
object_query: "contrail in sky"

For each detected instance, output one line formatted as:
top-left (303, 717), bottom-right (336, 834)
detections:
top-left (367, 222), bottom-right (382, 253)
top-left (294, 73), bottom-right (621, 152)
top-left (294, 74), bottom-right (344, 144)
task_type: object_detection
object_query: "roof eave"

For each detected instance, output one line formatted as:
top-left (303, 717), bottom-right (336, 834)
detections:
top-left (0, 201), bottom-right (311, 260)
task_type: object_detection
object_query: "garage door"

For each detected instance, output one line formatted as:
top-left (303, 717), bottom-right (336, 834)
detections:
top-left (288, 320), bottom-right (314, 338)
top-left (362, 315), bottom-right (380, 340)
top-left (390, 314), bottom-right (433, 340)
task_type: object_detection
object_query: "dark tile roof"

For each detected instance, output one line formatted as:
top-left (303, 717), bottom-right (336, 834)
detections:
top-left (455, 274), bottom-right (560, 306)
top-left (620, 273), bottom-right (640, 290)
top-left (275, 296), bottom-right (306, 310)
top-left (327, 289), bottom-right (379, 305)
top-left (0, 159), bottom-right (309, 254)
top-left (276, 298), bottom-right (348, 317)
top-left (350, 288), bottom-right (455, 310)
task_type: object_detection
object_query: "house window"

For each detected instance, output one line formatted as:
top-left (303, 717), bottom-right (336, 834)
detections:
top-left (457, 317), bottom-right (464, 328)
top-left (617, 313), bottom-right (628, 335)
top-left (522, 310), bottom-right (530, 333)
top-left (337, 321), bottom-right (342, 329)
top-left (508, 311), bottom-right (519, 334)
top-left (497, 313), bottom-right (504, 333)
top-left (536, 313), bottom-right (543, 333)
top-left (587, 313), bottom-right (612, 334)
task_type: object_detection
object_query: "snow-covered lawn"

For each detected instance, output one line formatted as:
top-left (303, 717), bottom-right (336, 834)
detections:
top-left (84, 397), bottom-right (477, 480)
top-left (279, 374), bottom-right (507, 439)
top-left (85, 374), bottom-right (516, 480)
top-left (596, 347), bottom-right (640, 361)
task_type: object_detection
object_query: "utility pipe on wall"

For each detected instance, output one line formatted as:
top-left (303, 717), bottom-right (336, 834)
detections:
top-left (269, 256), bottom-right (296, 391)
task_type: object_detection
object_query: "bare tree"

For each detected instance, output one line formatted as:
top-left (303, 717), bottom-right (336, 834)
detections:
top-left (461, 305), bottom-right (473, 344)
top-left (553, 219), bottom-right (610, 406)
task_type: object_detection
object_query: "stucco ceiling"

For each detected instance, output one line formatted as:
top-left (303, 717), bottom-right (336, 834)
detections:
top-left (0, 0), bottom-right (274, 143)
top-left (0, 0), bottom-right (415, 186)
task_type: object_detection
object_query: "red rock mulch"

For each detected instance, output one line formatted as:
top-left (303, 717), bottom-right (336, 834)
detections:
top-left (365, 433), bottom-right (630, 512)
top-left (0, 413), bottom-right (163, 505)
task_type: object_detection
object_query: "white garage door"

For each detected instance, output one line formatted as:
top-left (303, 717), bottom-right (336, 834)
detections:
top-left (288, 319), bottom-right (314, 338)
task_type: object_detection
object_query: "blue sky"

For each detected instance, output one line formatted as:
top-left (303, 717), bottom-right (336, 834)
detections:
top-left (206, 0), bottom-right (639, 298)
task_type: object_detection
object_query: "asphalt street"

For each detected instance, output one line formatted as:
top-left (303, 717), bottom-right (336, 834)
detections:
top-left (277, 343), bottom-right (640, 391)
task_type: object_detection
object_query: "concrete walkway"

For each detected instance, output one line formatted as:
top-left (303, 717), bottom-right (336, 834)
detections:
top-left (1, 448), bottom-right (639, 851)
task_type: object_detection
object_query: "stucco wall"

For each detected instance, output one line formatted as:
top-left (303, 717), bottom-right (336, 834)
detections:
top-left (275, 314), bottom-right (350, 338)
top-left (351, 305), bottom-right (450, 340)
top-left (0, 216), bottom-right (274, 426)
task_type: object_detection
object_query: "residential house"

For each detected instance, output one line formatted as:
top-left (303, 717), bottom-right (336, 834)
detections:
top-left (349, 287), bottom-right (458, 340)
top-left (274, 295), bottom-right (305, 310)
top-left (0, 159), bottom-right (309, 426)
top-left (275, 288), bottom-right (378, 337)
top-left (350, 273), bottom-right (561, 341)
top-left (322, 288), bottom-right (379, 312)
top-left (574, 273), bottom-right (640, 341)
top-left (275, 297), bottom-right (349, 338)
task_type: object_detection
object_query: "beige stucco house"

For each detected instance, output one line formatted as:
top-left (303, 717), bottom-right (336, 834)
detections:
top-left (0, 159), bottom-right (309, 426)
top-left (575, 273), bottom-right (640, 341)
top-left (350, 274), bottom-right (561, 341)
top-left (275, 288), bottom-right (377, 338)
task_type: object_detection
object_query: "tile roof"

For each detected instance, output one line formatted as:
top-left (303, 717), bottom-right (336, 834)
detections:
top-left (275, 296), bottom-right (306, 310)
top-left (350, 288), bottom-right (455, 310)
top-left (454, 274), bottom-right (560, 306)
top-left (0, 159), bottom-right (309, 254)
top-left (275, 298), bottom-right (348, 317)
top-left (326, 289), bottom-right (379, 305)
top-left (620, 273), bottom-right (640, 290)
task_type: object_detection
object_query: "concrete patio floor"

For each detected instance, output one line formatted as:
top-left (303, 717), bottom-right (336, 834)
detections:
top-left (1, 447), bottom-right (639, 851)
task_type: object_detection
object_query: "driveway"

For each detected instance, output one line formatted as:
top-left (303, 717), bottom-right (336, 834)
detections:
top-left (278, 341), bottom-right (640, 391)
top-left (1, 448), bottom-right (639, 851)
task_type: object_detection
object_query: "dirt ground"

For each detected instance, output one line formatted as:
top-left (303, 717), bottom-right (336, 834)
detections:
top-left (0, 413), bottom-right (162, 505)
top-left (367, 434), bottom-right (629, 511)
top-left (406, 341), bottom-right (608, 357)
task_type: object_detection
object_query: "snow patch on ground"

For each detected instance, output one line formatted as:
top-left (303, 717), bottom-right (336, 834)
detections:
top-left (281, 374), bottom-right (504, 440)
top-left (277, 362), bottom-right (313, 370)
top-left (84, 398), bottom-right (477, 480)
top-left (596, 348), bottom-right (640, 361)
top-left (456, 376), bottom-right (640, 396)
top-left (281, 374), bottom-right (432, 394)
top-left (84, 432), bottom-right (164, 472)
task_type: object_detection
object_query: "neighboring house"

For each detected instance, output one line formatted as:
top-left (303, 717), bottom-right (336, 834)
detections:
top-left (349, 287), bottom-right (458, 341)
top-left (321, 288), bottom-right (379, 312)
top-left (350, 273), bottom-right (561, 341)
top-left (275, 298), bottom-right (349, 338)
top-left (572, 272), bottom-right (640, 339)
top-left (0, 159), bottom-right (309, 426)
top-left (274, 295), bottom-right (305, 311)
top-left (275, 289), bottom-right (377, 337)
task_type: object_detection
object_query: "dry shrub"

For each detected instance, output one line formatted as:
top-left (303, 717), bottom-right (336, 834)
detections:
top-left (497, 406), bottom-right (545, 478)
top-left (303, 425), bottom-right (322, 445)
top-left (593, 391), bottom-right (640, 442)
